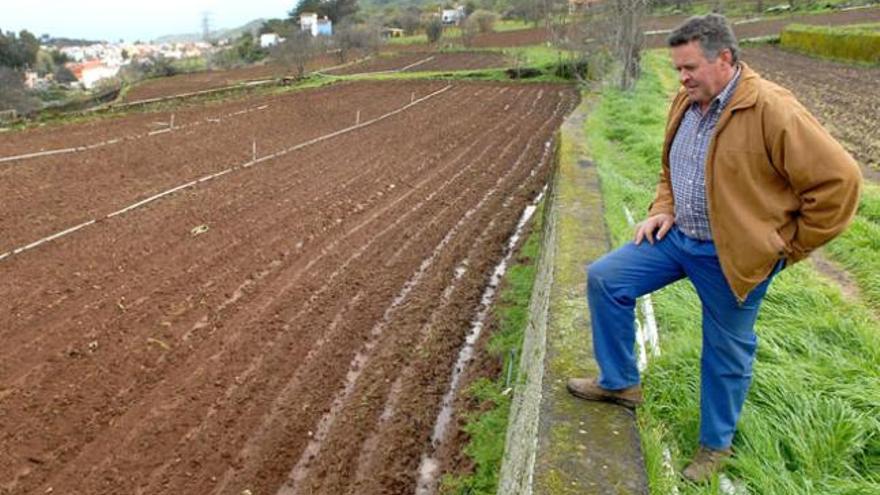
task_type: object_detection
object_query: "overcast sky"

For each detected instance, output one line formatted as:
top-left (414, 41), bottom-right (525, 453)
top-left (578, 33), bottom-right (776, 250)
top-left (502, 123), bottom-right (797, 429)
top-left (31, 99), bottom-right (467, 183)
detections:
top-left (2, 0), bottom-right (300, 42)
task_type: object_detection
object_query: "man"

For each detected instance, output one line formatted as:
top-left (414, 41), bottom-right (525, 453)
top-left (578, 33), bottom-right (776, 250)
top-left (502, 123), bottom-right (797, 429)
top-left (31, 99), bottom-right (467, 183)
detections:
top-left (566, 14), bottom-right (862, 482)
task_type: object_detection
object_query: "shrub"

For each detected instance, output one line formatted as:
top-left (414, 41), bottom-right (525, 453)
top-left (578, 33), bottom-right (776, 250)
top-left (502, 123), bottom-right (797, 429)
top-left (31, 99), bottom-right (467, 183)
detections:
top-left (469, 9), bottom-right (499, 34)
top-left (0, 67), bottom-right (40, 115)
top-left (425, 17), bottom-right (444, 44)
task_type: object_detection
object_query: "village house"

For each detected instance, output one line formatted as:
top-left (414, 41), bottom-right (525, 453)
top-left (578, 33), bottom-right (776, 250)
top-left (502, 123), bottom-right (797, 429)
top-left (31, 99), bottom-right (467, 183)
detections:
top-left (299, 13), bottom-right (333, 36)
top-left (441, 6), bottom-right (466, 25)
top-left (65, 60), bottom-right (120, 89)
top-left (260, 33), bottom-right (283, 48)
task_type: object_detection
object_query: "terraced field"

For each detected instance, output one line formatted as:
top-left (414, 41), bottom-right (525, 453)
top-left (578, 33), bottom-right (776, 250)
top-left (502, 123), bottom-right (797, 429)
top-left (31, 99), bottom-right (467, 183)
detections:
top-left (0, 80), bottom-right (578, 494)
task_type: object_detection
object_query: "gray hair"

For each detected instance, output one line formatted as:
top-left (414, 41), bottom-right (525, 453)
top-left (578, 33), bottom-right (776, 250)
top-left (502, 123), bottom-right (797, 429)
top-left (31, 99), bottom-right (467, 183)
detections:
top-left (668, 14), bottom-right (740, 64)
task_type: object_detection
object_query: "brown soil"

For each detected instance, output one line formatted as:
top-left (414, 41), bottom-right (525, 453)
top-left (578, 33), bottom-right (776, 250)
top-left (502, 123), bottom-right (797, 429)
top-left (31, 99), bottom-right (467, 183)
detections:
top-left (810, 251), bottom-right (863, 302)
top-left (123, 54), bottom-right (346, 103)
top-left (472, 27), bottom-right (550, 48)
top-left (327, 52), bottom-right (510, 75)
top-left (0, 92), bottom-right (279, 156)
top-left (0, 80), bottom-right (578, 495)
top-left (743, 45), bottom-right (880, 179)
top-left (646, 7), bottom-right (880, 46)
top-left (1, 81), bottom-right (449, 252)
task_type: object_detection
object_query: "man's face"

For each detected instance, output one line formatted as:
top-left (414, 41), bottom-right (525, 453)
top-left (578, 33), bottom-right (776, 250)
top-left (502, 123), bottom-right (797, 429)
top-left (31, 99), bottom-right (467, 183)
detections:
top-left (671, 40), bottom-right (734, 107)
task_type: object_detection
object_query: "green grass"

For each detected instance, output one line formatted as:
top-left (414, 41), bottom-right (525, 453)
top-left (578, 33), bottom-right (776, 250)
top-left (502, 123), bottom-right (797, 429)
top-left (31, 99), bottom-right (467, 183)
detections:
top-left (823, 184), bottom-right (880, 311)
top-left (439, 202), bottom-right (545, 495)
top-left (494, 19), bottom-right (534, 32)
top-left (586, 49), bottom-right (880, 494)
top-left (170, 56), bottom-right (209, 73)
top-left (502, 45), bottom-right (571, 68)
top-left (386, 20), bottom-right (537, 45)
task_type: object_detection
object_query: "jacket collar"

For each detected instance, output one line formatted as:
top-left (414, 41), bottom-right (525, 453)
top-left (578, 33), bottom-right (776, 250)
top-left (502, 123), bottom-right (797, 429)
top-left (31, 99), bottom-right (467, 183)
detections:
top-left (727, 62), bottom-right (759, 112)
top-left (663, 62), bottom-right (763, 166)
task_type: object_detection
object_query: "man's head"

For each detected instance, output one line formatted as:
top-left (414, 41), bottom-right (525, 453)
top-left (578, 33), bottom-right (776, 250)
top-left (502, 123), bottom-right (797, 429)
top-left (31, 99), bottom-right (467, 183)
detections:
top-left (667, 14), bottom-right (739, 107)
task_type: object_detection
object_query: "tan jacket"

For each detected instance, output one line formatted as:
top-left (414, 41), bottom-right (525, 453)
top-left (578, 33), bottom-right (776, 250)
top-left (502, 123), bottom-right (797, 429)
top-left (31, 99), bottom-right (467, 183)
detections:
top-left (649, 62), bottom-right (862, 301)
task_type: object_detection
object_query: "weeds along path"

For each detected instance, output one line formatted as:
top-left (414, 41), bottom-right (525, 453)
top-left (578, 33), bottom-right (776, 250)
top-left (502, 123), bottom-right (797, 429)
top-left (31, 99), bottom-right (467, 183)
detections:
top-left (744, 45), bottom-right (880, 177)
top-left (0, 81), bottom-right (578, 495)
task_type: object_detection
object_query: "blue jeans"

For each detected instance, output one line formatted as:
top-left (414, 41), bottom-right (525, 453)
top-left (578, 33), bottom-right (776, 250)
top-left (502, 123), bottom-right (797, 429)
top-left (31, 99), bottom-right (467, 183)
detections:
top-left (586, 226), bottom-right (781, 449)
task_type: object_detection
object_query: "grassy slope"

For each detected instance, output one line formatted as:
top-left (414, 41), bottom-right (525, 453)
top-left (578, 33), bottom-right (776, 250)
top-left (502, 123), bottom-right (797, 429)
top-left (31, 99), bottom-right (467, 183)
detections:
top-left (586, 50), bottom-right (880, 494)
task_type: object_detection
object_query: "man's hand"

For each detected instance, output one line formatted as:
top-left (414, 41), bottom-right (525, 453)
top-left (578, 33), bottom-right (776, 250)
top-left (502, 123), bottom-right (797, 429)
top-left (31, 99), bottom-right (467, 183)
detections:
top-left (634, 213), bottom-right (674, 245)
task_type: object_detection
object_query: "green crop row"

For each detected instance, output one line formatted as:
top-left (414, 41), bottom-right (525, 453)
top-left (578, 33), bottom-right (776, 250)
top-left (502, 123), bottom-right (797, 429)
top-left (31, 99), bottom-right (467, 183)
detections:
top-left (781, 23), bottom-right (880, 64)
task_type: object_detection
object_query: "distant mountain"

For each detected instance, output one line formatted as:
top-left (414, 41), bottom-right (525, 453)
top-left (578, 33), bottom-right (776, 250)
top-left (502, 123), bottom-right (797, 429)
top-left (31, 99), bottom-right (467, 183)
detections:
top-left (46, 37), bottom-right (104, 47)
top-left (154, 18), bottom-right (266, 44)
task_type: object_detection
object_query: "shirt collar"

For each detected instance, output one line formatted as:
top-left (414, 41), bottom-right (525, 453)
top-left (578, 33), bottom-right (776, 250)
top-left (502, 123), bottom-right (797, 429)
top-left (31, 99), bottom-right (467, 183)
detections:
top-left (714, 65), bottom-right (741, 109)
top-left (692, 65), bottom-right (742, 114)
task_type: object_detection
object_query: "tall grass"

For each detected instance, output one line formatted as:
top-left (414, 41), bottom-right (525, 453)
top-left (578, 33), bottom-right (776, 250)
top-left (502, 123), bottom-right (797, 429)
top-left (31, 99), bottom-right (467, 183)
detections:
top-left (824, 182), bottom-right (880, 311)
top-left (586, 49), bottom-right (880, 494)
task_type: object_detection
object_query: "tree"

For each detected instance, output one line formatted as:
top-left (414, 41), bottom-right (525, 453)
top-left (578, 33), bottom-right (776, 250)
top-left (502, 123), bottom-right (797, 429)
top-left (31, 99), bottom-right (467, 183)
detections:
top-left (50, 50), bottom-right (70, 65)
top-left (18, 30), bottom-right (40, 66)
top-left (461, 16), bottom-right (479, 47)
top-left (0, 29), bottom-right (40, 69)
top-left (393, 8), bottom-right (422, 35)
top-left (0, 67), bottom-right (39, 114)
top-left (425, 17), bottom-right (444, 43)
top-left (233, 33), bottom-right (266, 63)
top-left (271, 30), bottom-right (319, 77)
top-left (292, 0), bottom-right (324, 18)
top-left (290, 0), bottom-right (359, 24)
top-left (260, 18), bottom-right (296, 37)
top-left (52, 65), bottom-right (77, 84)
top-left (469, 9), bottom-right (499, 33)
top-left (565, 0), bottom-right (647, 89)
top-left (334, 22), bottom-right (380, 63)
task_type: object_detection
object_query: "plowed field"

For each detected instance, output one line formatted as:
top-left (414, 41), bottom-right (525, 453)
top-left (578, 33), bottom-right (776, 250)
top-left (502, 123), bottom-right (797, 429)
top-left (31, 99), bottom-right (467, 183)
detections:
top-left (0, 80), bottom-right (578, 494)
top-left (122, 54), bottom-right (346, 103)
top-left (646, 6), bottom-right (880, 47)
top-left (744, 45), bottom-right (880, 178)
top-left (326, 52), bottom-right (510, 75)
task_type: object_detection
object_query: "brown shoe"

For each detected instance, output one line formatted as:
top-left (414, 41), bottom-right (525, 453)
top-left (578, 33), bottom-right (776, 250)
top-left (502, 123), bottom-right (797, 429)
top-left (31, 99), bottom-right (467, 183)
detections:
top-left (566, 377), bottom-right (643, 409)
top-left (681, 445), bottom-right (733, 483)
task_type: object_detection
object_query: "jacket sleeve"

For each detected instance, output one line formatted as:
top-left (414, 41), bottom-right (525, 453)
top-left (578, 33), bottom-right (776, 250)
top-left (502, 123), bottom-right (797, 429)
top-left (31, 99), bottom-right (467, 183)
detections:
top-left (648, 94), bottom-right (685, 217)
top-left (767, 100), bottom-right (862, 263)
top-left (648, 166), bottom-right (675, 217)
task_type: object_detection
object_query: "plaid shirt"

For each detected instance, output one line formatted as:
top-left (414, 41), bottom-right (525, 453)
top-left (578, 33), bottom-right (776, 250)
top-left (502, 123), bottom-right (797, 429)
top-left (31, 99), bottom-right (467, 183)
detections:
top-left (669, 68), bottom-right (741, 241)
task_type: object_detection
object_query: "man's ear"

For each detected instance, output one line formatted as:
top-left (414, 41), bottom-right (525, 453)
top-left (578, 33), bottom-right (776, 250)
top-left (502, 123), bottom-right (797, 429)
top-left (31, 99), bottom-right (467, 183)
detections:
top-left (719, 48), bottom-right (734, 66)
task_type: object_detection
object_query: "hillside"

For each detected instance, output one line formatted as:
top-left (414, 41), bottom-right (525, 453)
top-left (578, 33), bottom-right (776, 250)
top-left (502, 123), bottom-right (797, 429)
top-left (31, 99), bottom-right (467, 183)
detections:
top-left (154, 18), bottom-right (266, 44)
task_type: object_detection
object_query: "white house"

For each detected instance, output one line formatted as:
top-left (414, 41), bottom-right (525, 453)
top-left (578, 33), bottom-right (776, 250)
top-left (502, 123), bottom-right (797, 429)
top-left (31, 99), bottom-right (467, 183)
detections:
top-left (300, 13), bottom-right (333, 36)
top-left (441, 7), bottom-right (465, 25)
top-left (260, 33), bottom-right (282, 47)
top-left (67, 60), bottom-right (120, 89)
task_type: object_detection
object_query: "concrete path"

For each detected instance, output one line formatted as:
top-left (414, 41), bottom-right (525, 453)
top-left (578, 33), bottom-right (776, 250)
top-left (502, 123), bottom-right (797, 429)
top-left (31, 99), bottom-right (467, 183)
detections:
top-left (498, 95), bottom-right (648, 494)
